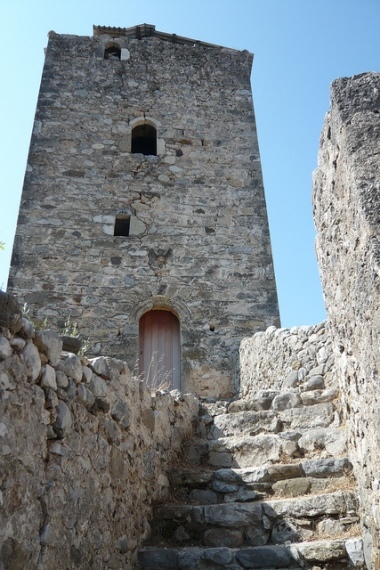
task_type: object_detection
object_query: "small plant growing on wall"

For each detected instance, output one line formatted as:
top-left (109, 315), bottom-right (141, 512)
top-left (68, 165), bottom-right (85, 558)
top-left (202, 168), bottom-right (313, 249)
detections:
top-left (60, 317), bottom-right (90, 356)
top-left (61, 317), bottom-right (79, 338)
top-left (22, 303), bottom-right (48, 330)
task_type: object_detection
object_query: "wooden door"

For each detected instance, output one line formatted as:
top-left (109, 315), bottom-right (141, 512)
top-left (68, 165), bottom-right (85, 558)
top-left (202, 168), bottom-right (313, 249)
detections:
top-left (139, 310), bottom-right (181, 390)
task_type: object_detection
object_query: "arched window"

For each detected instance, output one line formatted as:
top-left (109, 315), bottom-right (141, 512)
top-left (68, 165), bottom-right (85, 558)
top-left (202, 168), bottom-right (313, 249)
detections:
top-left (139, 309), bottom-right (181, 390)
top-left (104, 45), bottom-right (121, 60)
top-left (131, 124), bottom-right (157, 156)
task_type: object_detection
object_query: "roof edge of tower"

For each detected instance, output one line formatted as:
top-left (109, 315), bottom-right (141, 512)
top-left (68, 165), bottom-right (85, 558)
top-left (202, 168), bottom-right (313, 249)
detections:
top-left (92, 23), bottom-right (253, 56)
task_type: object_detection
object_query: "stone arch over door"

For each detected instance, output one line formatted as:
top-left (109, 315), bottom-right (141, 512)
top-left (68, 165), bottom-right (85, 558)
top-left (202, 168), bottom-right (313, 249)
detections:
top-left (138, 309), bottom-right (181, 390)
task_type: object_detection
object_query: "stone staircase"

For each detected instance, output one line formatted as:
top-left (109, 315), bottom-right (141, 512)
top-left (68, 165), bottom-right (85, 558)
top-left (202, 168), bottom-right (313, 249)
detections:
top-left (138, 382), bottom-right (366, 568)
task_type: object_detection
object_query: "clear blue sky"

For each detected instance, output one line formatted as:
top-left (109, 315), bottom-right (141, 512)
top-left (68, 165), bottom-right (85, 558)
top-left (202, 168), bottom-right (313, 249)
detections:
top-left (0, 0), bottom-right (378, 327)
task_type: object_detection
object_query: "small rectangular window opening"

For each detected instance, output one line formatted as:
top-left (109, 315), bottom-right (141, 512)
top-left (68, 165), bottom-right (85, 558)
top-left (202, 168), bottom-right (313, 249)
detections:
top-left (114, 216), bottom-right (130, 237)
top-left (104, 46), bottom-right (121, 60)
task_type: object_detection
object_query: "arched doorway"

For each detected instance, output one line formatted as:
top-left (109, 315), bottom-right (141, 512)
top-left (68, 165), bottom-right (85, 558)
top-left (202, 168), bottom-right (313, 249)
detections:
top-left (138, 309), bottom-right (181, 390)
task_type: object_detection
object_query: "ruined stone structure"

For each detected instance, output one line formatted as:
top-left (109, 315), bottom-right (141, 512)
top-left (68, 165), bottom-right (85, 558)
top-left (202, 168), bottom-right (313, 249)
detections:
top-left (314, 71), bottom-right (380, 570)
top-left (7, 24), bottom-right (279, 398)
top-left (0, 303), bottom-right (366, 569)
top-left (3, 21), bottom-right (380, 570)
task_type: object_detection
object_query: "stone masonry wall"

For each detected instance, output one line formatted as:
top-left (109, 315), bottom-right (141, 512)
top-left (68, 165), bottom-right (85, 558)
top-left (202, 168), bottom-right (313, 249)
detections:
top-left (0, 297), bottom-right (198, 569)
top-left (240, 322), bottom-right (334, 397)
top-left (8, 27), bottom-right (279, 398)
top-left (313, 72), bottom-right (380, 569)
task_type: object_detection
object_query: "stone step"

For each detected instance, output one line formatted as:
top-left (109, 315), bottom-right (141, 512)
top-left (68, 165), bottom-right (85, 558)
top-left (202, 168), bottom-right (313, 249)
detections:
top-left (226, 386), bottom-right (340, 416)
top-left (200, 388), bottom-right (338, 418)
top-left (138, 538), bottom-right (365, 568)
top-left (150, 491), bottom-right (358, 547)
top-left (171, 457), bottom-right (353, 504)
top-left (197, 409), bottom-right (282, 440)
top-left (197, 397), bottom-right (341, 440)
top-left (184, 428), bottom-right (346, 468)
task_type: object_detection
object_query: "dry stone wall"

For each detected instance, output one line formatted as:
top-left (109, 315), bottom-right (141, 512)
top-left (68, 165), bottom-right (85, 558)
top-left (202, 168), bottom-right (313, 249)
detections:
top-left (238, 323), bottom-right (347, 470)
top-left (313, 72), bottom-right (380, 569)
top-left (0, 296), bottom-right (198, 569)
top-left (240, 322), bottom-right (334, 397)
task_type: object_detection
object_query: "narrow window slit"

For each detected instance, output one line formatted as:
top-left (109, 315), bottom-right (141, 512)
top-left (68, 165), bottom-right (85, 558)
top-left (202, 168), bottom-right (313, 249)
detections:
top-left (114, 215), bottom-right (130, 237)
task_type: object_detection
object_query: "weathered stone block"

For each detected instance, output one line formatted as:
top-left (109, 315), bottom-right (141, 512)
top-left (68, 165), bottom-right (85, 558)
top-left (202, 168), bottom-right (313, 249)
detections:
top-left (40, 364), bottom-right (57, 390)
top-left (55, 370), bottom-right (68, 388)
top-left (88, 374), bottom-right (108, 398)
top-left (203, 503), bottom-right (262, 528)
top-left (272, 391), bottom-right (302, 411)
top-left (235, 546), bottom-right (293, 568)
top-left (272, 477), bottom-right (311, 497)
top-left (0, 292), bottom-right (22, 333)
top-left (34, 329), bottom-right (63, 366)
top-left (201, 547), bottom-right (233, 565)
top-left (138, 548), bottom-right (178, 568)
top-left (212, 410), bottom-right (279, 438)
top-left (0, 337), bottom-right (12, 360)
top-left (263, 491), bottom-right (355, 519)
top-left (57, 353), bottom-right (82, 383)
top-left (292, 539), bottom-right (345, 562)
top-left (189, 489), bottom-right (217, 504)
top-left (298, 428), bottom-right (346, 456)
top-left (302, 457), bottom-right (352, 478)
top-left (22, 341), bottom-right (41, 381)
top-left (280, 402), bottom-right (335, 430)
top-left (54, 400), bottom-right (72, 435)
top-left (76, 384), bottom-right (95, 409)
top-left (110, 398), bottom-right (131, 429)
top-left (9, 337), bottom-right (26, 351)
top-left (89, 356), bottom-right (111, 379)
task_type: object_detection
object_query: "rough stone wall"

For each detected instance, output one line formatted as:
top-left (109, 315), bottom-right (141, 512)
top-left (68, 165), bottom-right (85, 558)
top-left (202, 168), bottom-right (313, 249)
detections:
top-left (8, 27), bottom-right (279, 398)
top-left (0, 306), bottom-right (198, 569)
top-left (239, 322), bottom-right (335, 397)
top-left (313, 72), bottom-right (380, 569)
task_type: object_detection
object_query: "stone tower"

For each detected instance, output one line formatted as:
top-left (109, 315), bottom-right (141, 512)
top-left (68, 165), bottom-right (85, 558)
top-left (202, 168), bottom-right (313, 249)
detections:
top-left (8, 24), bottom-right (279, 397)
